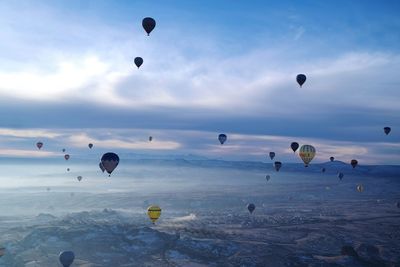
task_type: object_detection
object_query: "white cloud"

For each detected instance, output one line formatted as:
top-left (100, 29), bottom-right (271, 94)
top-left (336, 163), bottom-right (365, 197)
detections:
top-left (0, 149), bottom-right (57, 158)
top-left (0, 128), bottom-right (61, 138)
top-left (68, 133), bottom-right (181, 150)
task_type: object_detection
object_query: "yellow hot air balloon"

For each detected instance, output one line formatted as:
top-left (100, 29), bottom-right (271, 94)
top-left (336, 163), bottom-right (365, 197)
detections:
top-left (299, 145), bottom-right (316, 167)
top-left (147, 205), bottom-right (161, 224)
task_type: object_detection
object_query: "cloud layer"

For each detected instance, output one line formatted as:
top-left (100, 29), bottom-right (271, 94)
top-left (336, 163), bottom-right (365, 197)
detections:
top-left (0, 1), bottom-right (398, 164)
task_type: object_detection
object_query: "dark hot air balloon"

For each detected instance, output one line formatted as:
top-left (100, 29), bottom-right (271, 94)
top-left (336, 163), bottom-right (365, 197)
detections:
top-left (265, 175), bottom-right (271, 182)
top-left (384, 127), bottom-right (391, 135)
top-left (64, 154), bottom-right (70, 160)
top-left (350, 159), bottom-right (358, 168)
top-left (274, 161), bottom-right (282, 172)
top-left (99, 162), bottom-right (105, 173)
top-left (149, 136), bottom-right (153, 142)
top-left (291, 142), bottom-right (299, 153)
top-left (247, 203), bottom-right (255, 214)
top-left (142, 17), bottom-right (156, 35)
top-left (101, 152), bottom-right (119, 176)
top-left (134, 57), bottom-right (143, 68)
top-left (59, 251), bottom-right (75, 267)
top-left (338, 172), bottom-right (344, 180)
top-left (330, 156), bottom-right (335, 162)
top-left (77, 176), bottom-right (82, 182)
top-left (269, 152), bottom-right (275, 160)
top-left (88, 143), bottom-right (93, 149)
top-left (321, 167), bottom-right (326, 173)
top-left (36, 142), bottom-right (43, 150)
top-left (218, 134), bottom-right (227, 145)
top-left (296, 74), bottom-right (306, 87)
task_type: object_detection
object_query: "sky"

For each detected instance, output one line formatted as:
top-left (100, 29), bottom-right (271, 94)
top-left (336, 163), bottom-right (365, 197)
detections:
top-left (0, 0), bottom-right (399, 164)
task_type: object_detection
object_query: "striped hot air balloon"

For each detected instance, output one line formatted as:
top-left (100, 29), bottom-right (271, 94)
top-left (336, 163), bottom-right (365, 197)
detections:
top-left (299, 145), bottom-right (316, 167)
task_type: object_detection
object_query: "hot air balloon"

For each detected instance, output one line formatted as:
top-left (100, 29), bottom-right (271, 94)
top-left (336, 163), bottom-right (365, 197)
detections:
top-left (218, 134), bottom-right (227, 145)
top-left (64, 154), bottom-right (70, 160)
top-left (247, 203), bottom-right (255, 214)
top-left (88, 143), bottom-right (93, 149)
top-left (134, 57), bottom-right (143, 68)
top-left (147, 205), bottom-right (161, 224)
top-left (77, 176), bottom-right (82, 182)
top-left (149, 136), bottom-right (153, 142)
top-left (59, 251), bottom-right (75, 267)
top-left (274, 161), bottom-right (282, 172)
top-left (338, 172), bottom-right (344, 180)
top-left (269, 152), bottom-right (275, 160)
top-left (67, 168), bottom-right (70, 172)
top-left (384, 127), bottom-right (391, 135)
top-left (296, 74), bottom-right (306, 87)
top-left (299, 145), bottom-right (316, 167)
top-left (62, 148), bottom-right (66, 152)
top-left (351, 159), bottom-right (358, 168)
top-left (142, 17), bottom-right (156, 36)
top-left (265, 175), bottom-right (271, 182)
top-left (101, 152), bottom-right (119, 176)
top-left (36, 142), bottom-right (43, 150)
top-left (99, 162), bottom-right (105, 173)
top-left (321, 167), bottom-right (326, 173)
top-left (330, 156), bottom-right (335, 162)
top-left (291, 142), bottom-right (299, 153)
top-left (357, 184), bottom-right (364, 193)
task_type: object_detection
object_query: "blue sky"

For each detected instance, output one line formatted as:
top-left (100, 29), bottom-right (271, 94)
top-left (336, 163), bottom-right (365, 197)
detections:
top-left (0, 0), bottom-right (399, 164)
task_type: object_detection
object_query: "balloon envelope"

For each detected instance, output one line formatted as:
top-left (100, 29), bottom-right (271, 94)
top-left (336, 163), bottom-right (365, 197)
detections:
top-left (218, 134), bottom-right (227, 145)
top-left (88, 143), bottom-right (93, 149)
top-left (384, 127), bottom-right (391, 135)
top-left (99, 162), bottom-right (105, 173)
top-left (36, 142), bottom-right (43, 150)
top-left (134, 57), bottom-right (143, 68)
top-left (142, 17), bottom-right (156, 35)
top-left (274, 161), bottom-right (282, 172)
top-left (330, 156), bottom-right (335, 162)
top-left (59, 251), bottom-right (75, 267)
top-left (147, 205), bottom-right (161, 223)
top-left (265, 175), bottom-right (271, 181)
top-left (299, 145), bottom-right (316, 167)
top-left (350, 159), bottom-right (358, 168)
top-left (64, 154), bottom-right (70, 160)
top-left (67, 168), bottom-right (70, 172)
top-left (296, 74), bottom-right (306, 87)
top-left (247, 203), bottom-right (255, 214)
top-left (338, 172), bottom-right (344, 180)
top-left (77, 176), bottom-right (82, 182)
top-left (62, 148), bottom-right (66, 152)
top-left (269, 152), bottom-right (275, 160)
top-left (291, 142), bottom-right (299, 153)
top-left (357, 184), bottom-right (364, 192)
top-left (149, 136), bottom-right (153, 142)
top-left (101, 152), bottom-right (119, 175)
